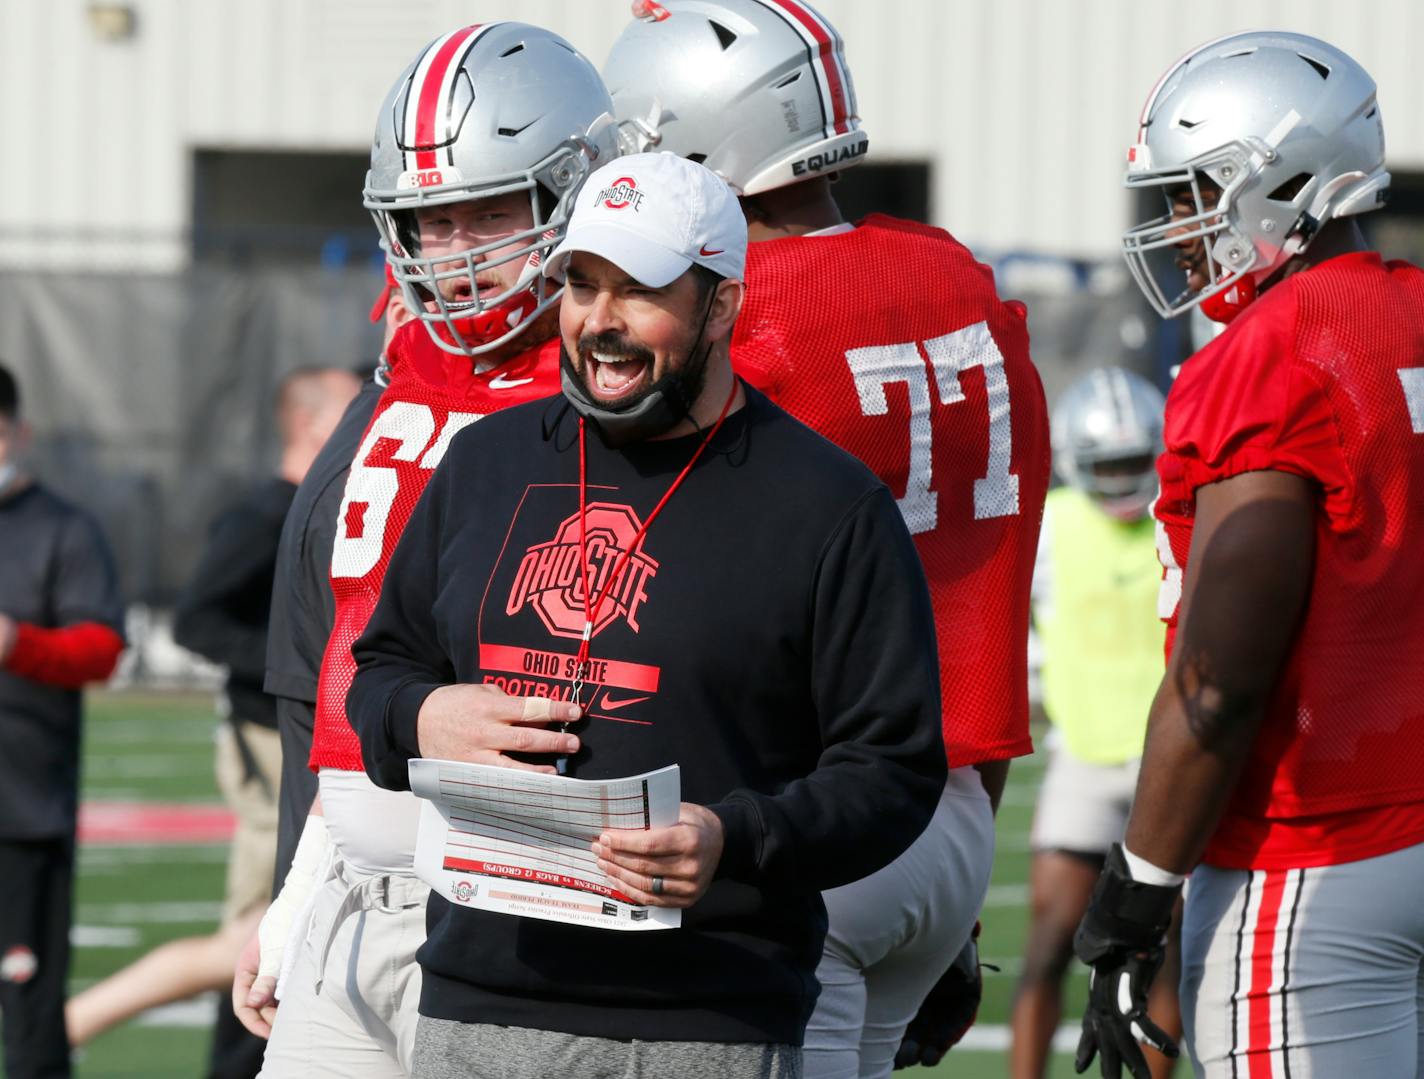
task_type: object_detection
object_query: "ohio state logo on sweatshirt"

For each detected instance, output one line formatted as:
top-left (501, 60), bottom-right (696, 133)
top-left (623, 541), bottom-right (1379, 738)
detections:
top-left (505, 502), bottom-right (659, 639)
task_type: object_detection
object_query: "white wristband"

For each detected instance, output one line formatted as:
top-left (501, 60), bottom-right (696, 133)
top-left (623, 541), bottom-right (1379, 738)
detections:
top-left (1122, 844), bottom-right (1186, 888)
top-left (257, 813), bottom-right (332, 988)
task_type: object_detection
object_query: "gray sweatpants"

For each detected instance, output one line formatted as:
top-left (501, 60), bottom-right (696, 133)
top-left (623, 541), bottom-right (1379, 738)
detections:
top-left (412, 1018), bottom-right (802, 1079)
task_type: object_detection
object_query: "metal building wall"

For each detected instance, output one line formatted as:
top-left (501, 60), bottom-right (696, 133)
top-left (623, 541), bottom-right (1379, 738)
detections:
top-left (1, 0), bottom-right (1420, 270)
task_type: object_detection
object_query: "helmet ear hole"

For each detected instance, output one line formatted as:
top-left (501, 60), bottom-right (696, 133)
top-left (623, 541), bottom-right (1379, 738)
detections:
top-left (390, 211), bottom-right (421, 258)
top-left (1267, 172), bottom-right (1314, 203)
top-left (533, 183), bottom-right (558, 224)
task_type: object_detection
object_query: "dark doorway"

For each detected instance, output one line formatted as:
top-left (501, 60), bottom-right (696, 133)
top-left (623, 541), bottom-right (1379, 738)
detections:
top-left (833, 161), bottom-right (931, 224)
top-left (191, 149), bottom-right (380, 267)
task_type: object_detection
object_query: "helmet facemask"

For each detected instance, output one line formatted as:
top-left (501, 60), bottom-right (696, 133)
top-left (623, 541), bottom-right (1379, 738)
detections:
top-left (371, 137), bottom-right (600, 361)
top-left (1122, 143), bottom-right (1271, 323)
top-left (1121, 31), bottom-right (1391, 323)
top-left (1051, 366), bottom-right (1165, 521)
top-left (1078, 453), bottom-right (1159, 522)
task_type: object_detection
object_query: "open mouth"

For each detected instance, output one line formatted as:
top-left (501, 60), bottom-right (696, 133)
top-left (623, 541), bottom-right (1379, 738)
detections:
top-left (586, 349), bottom-right (651, 403)
top-left (1175, 249), bottom-right (1210, 294)
top-left (423, 275), bottom-right (502, 313)
top-left (474, 276), bottom-right (506, 302)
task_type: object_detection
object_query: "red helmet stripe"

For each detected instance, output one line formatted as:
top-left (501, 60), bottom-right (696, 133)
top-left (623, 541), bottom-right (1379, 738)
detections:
top-left (764, 0), bottom-right (852, 136)
top-left (410, 24), bottom-right (484, 171)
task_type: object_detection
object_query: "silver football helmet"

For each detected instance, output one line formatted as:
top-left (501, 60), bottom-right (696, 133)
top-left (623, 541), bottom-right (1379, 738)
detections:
top-left (1051, 367), bottom-right (1165, 521)
top-left (602, 0), bottom-right (867, 196)
top-left (364, 23), bottom-right (620, 359)
top-left (1123, 31), bottom-right (1389, 322)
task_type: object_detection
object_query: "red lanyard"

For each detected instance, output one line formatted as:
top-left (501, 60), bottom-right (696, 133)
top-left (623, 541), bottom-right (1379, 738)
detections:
top-left (570, 380), bottom-right (739, 708)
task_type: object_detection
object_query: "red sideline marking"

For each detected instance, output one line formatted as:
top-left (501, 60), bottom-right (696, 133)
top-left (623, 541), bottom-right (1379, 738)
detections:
top-left (79, 802), bottom-right (235, 845)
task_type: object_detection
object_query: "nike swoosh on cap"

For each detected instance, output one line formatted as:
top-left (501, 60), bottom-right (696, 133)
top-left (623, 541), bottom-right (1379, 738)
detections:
top-left (600, 693), bottom-right (651, 712)
top-left (488, 374), bottom-right (534, 390)
top-left (698, 245), bottom-right (724, 257)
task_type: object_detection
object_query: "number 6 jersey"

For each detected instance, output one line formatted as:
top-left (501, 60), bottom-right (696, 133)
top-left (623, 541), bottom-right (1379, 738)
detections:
top-left (732, 214), bottom-right (1051, 767)
top-left (310, 325), bottom-right (562, 772)
top-left (1156, 251), bottom-right (1424, 871)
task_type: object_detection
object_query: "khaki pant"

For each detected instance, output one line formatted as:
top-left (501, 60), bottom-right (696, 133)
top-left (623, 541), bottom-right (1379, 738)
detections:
top-left (215, 721), bottom-right (282, 925)
top-left (259, 862), bottom-right (428, 1078)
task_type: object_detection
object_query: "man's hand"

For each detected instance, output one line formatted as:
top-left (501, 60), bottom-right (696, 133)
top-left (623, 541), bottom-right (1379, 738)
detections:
top-left (416, 684), bottom-right (581, 772)
top-left (592, 802), bottom-right (724, 908)
top-left (1073, 845), bottom-right (1181, 1079)
top-left (0, 614), bottom-right (16, 665)
top-left (894, 921), bottom-right (990, 1069)
top-left (232, 928), bottom-right (276, 1039)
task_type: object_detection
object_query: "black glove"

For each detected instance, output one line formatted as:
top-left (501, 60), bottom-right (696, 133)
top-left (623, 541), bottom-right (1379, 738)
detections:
top-left (1073, 844), bottom-right (1181, 1079)
top-left (893, 921), bottom-right (992, 1069)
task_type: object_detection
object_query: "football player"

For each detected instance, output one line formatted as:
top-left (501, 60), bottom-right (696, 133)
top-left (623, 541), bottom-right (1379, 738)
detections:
top-left (235, 23), bottom-right (618, 1077)
top-left (1073, 31), bottom-right (1424, 1079)
top-left (1010, 367), bottom-right (1179, 1079)
top-left (603, 3), bottom-right (1051, 1075)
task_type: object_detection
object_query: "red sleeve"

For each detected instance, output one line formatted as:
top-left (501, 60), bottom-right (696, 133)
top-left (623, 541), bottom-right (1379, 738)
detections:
top-left (6, 621), bottom-right (125, 688)
top-left (1163, 289), bottom-right (1345, 498)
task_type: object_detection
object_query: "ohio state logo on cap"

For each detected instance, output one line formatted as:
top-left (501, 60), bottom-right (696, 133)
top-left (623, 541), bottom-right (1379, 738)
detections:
top-left (597, 176), bottom-right (646, 212)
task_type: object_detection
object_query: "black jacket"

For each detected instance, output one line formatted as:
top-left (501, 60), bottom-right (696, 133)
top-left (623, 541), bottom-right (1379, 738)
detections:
top-left (348, 386), bottom-right (946, 1045)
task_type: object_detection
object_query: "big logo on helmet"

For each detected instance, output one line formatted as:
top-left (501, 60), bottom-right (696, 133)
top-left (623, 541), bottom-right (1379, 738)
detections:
top-left (397, 166), bottom-right (465, 190)
top-left (506, 503), bottom-right (658, 638)
top-left (597, 177), bottom-right (645, 212)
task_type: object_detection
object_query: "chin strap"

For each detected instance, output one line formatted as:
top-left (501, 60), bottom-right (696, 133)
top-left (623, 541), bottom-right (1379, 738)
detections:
top-left (434, 287), bottom-right (541, 352)
top-left (1200, 272), bottom-right (1258, 324)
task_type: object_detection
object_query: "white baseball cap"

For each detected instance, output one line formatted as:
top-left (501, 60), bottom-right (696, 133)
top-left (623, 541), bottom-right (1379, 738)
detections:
top-left (543, 152), bottom-right (747, 288)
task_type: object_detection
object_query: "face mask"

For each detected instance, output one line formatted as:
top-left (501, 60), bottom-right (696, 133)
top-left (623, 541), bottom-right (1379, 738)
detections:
top-left (559, 285), bottom-right (717, 448)
top-left (0, 463), bottom-right (17, 495)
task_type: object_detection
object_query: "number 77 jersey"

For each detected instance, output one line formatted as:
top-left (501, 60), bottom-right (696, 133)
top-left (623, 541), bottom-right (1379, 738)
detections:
top-left (732, 214), bottom-right (1051, 766)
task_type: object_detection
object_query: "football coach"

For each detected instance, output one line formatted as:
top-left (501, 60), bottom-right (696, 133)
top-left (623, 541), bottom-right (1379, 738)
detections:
top-left (346, 152), bottom-right (947, 1079)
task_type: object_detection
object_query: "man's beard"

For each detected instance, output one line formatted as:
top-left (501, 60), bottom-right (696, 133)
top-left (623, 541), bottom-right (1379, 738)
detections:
top-left (559, 329), bottom-right (712, 446)
top-left (564, 331), bottom-right (662, 414)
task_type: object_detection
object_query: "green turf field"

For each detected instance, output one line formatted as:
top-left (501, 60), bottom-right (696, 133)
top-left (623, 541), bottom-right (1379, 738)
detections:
top-left (71, 689), bottom-right (1091, 1078)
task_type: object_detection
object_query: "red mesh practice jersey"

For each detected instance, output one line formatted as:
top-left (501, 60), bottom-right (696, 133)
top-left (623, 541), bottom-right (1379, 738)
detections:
top-left (310, 328), bottom-right (562, 771)
top-left (1156, 252), bottom-right (1424, 870)
top-left (733, 215), bottom-right (1050, 765)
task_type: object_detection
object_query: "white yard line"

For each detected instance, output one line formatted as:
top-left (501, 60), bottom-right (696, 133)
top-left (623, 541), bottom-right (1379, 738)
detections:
top-left (71, 926), bottom-right (142, 947)
top-left (76, 901), bottom-right (224, 925)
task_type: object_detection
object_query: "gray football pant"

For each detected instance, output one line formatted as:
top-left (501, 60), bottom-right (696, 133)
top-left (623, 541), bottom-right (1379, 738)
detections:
top-left (804, 767), bottom-right (995, 1079)
top-left (1181, 839), bottom-right (1424, 1077)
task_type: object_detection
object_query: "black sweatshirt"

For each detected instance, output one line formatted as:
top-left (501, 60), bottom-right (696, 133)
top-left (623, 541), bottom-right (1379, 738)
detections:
top-left (264, 376), bottom-right (382, 890)
top-left (173, 477), bottom-right (296, 728)
top-left (348, 385), bottom-right (947, 1045)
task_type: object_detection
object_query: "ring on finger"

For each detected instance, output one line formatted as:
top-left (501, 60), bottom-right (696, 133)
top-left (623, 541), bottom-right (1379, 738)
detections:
top-left (651, 875), bottom-right (665, 896)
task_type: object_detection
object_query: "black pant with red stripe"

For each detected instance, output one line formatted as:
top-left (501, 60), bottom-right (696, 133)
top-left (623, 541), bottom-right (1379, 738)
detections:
top-left (0, 836), bottom-right (74, 1078)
